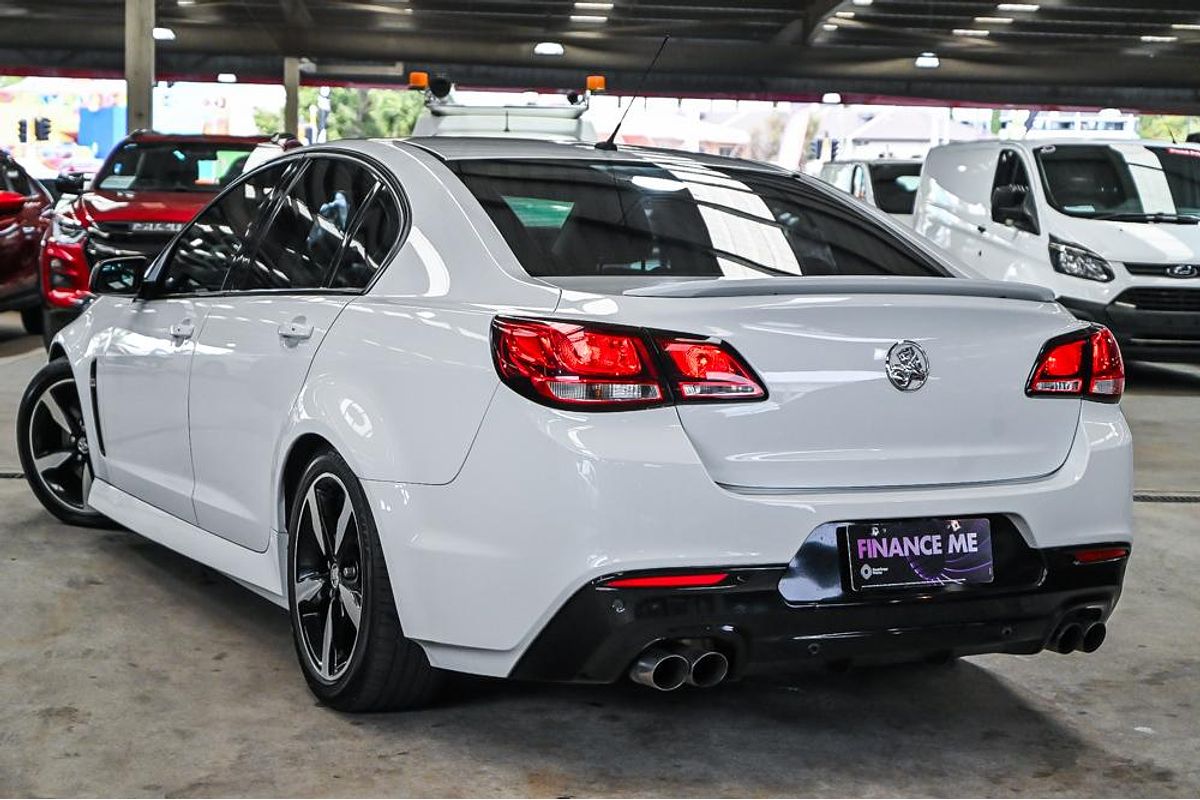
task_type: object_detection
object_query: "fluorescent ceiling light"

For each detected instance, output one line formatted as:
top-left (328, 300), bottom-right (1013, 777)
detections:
top-left (574, 1), bottom-right (614, 8)
top-left (216, 73), bottom-right (237, 83)
top-left (570, 14), bottom-right (607, 23)
top-left (533, 41), bottom-right (565, 56)
top-left (822, 92), bottom-right (843, 104)
top-left (1140, 34), bottom-right (1177, 42)
top-left (823, 23), bottom-right (838, 31)
top-left (835, 11), bottom-right (855, 18)
top-left (914, 51), bottom-right (940, 68)
top-left (954, 28), bottom-right (989, 37)
top-left (997, 3), bottom-right (1039, 11)
top-left (1171, 23), bottom-right (1200, 30)
top-left (152, 26), bottom-right (175, 40)
top-left (975, 16), bottom-right (1013, 24)
top-left (851, 0), bottom-right (873, 5)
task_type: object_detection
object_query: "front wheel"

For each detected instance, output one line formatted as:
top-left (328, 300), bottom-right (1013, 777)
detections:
top-left (17, 358), bottom-right (113, 528)
top-left (287, 449), bottom-right (443, 712)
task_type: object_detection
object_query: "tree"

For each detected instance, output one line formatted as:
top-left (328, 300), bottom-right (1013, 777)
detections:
top-left (1139, 115), bottom-right (1200, 142)
top-left (255, 87), bottom-right (426, 140)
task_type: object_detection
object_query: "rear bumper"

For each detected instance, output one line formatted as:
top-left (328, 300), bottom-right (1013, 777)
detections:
top-left (1060, 296), bottom-right (1200, 363)
top-left (511, 549), bottom-right (1128, 683)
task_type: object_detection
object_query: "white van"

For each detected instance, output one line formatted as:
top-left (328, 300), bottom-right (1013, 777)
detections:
top-left (819, 159), bottom-right (923, 226)
top-left (914, 139), bottom-right (1200, 362)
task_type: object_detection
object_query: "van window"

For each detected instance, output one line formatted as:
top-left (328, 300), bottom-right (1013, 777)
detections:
top-left (869, 163), bottom-right (922, 214)
top-left (992, 149), bottom-right (1032, 194)
top-left (1035, 144), bottom-right (1200, 220)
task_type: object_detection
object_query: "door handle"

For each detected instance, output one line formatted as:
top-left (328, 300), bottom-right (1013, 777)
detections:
top-left (169, 320), bottom-right (194, 341)
top-left (278, 319), bottom-right (314, 342)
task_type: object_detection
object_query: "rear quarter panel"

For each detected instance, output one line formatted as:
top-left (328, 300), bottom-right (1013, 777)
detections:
top-left (283, 141), bottom-right (560, 490)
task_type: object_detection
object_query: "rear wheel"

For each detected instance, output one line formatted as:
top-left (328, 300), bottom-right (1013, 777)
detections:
top-left (17, 359), bottom-right (113, 528)
top-left (20, 306), bottom-right (44, 335)
top-left (287, 449), bottom-right (443, 712)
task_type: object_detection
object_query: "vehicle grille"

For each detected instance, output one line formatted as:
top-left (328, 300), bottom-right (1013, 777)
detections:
top-left (1114, 288), bottom-right (1200, 312)
top-left (1124, 262), bottom-right (1200, 279)
top-left (84, 222), bottom-right (180, 267)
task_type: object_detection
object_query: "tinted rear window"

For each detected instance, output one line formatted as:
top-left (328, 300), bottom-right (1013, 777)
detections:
top-left (450, 159), bottom-right (946, 279)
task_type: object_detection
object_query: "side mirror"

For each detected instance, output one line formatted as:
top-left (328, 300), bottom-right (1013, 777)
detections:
top-left (991, 184), bottom-right (1038, 234)
top-left (89, 256), bottom-right (147, 296)
top-left (55, 173), bottom-right (87, 196)
top-left (0, 190), bottom-right (25, 215)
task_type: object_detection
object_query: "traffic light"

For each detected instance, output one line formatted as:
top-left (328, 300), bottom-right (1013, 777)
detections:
top-left (830, 140), bottom-right (840, 162)
top-left (17, 119), bottom-right (27, 143)
top-left (34, 117), bottom-right (51, 141)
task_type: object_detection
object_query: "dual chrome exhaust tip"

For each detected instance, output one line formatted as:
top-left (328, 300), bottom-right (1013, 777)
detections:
top-left (629, 643), bottom-right (729, 691)
top-left (1051, 620), bottom-right (1107, 654)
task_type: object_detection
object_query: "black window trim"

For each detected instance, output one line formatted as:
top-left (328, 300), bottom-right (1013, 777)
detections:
top-left (140, 146), bottom-right (410, 301)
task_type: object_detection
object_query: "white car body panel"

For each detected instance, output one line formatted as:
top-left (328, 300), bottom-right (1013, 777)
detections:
top-left (49, 137), bottom-right (1134, 681)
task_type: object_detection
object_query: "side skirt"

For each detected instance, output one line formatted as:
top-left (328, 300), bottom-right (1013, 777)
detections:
top-left (88, 479), bottom-right (287, 607)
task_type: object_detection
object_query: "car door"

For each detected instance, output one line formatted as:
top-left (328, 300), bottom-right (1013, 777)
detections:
top-left (96, 160), bottom-right (295, 522)
top-left (188, 155), bottom-right (388, 551)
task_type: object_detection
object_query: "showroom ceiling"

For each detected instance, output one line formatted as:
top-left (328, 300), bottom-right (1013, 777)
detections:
top-left (1, 0), bottom-right (1200, 110)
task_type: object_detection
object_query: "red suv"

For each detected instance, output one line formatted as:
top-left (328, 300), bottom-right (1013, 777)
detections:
top-left (41, 131), bottom-right (273, 340)
top-left (0, 151), bottom-right (52, 334)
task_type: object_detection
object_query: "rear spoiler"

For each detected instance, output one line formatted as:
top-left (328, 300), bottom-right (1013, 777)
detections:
top-left (623, 277), bottom-right (1055, 303)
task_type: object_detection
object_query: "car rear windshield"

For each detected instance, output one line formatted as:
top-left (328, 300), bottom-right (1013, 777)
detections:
top-left (449, 158), bottom-right (948, 279)
top-left (96, 141), bottom-right (257, 193)
top-left (869, 163), bottom-right (922, 215)
top-left (1035, 144), bottom-right (1200, 219)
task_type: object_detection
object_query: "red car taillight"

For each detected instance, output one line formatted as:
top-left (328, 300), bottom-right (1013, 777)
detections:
top-left (491, 317), bottom-right (766, 410)
top-left (1027, 325), bottom-right (1124, 403)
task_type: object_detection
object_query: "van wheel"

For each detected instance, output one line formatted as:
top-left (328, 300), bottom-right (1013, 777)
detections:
top-left (287, 449), bottom-right (443, 712)
top-left (17, 359), bottom-right (114, 528)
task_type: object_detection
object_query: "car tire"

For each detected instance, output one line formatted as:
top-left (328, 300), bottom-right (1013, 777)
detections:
top-left (20, 306), bottom-right (44, 335)
top-left (17, 358), bottom-right (115, 528)
top-left (287, 448), bottom-right (443, 712)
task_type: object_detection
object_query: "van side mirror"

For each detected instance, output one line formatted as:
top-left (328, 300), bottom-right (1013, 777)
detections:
top-left (55, 173), bottom-right (87, 196)
top-left (89, 256), bottom-right (147, 296)
top-left (992, 184), bottom-right (1039, 234)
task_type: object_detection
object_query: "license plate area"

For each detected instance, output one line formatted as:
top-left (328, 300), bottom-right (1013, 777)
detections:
top-left (844, 517), bottom-right (994, 592)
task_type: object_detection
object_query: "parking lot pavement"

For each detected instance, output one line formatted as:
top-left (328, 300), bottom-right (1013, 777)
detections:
top-left (0, 310), bottom-right (1198, 796)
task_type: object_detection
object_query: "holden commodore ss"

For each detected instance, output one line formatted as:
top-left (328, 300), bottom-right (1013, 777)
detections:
top-left (18, 138), bottom-right (1133, 711)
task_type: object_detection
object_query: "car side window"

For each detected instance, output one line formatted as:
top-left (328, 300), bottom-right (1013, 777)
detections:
top-left (157, 162), bottom-right (293, 296)
top-left (229, 157), bottom-right (377, 291)
top-left (330, 184), bottom-right (402, 290)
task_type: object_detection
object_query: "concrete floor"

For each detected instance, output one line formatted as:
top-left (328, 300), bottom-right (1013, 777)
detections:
top-left (0, 310), bottom-right (1197, 797)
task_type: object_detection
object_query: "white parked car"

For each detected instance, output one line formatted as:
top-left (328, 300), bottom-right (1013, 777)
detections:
top-left (20, 138), bottom-right (1133, 711)
top-left (819, 159), bottom-right (923, 226)
top-left (914, 139), bottom-right (1200, 363)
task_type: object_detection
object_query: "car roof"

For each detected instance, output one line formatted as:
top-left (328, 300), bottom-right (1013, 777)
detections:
top-left (125, 131), bottom-right (271, 145)
top-left (391, 136), bottom-right (792, 175)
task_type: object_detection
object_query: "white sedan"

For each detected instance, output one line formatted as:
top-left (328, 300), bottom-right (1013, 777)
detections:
top-left (19, 138), bottom-right (1133, 711)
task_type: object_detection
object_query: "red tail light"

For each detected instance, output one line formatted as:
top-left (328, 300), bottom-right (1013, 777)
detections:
top-left (656, 337), bottom-right (766, 401)
top-left (492, 318), bottom-right (665, 408)
top-left (491, 317), bottom-right (766, 410)
top-left (1027, 326), bottom-right (1124, 403)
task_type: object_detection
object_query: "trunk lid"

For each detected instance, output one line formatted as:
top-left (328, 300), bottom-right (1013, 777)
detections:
top-left (556, 279), bottom-right (1084, 491)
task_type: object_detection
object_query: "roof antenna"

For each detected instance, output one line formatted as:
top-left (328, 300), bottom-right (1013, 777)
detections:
top-left (595, 34), bottom-right (670, 151)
